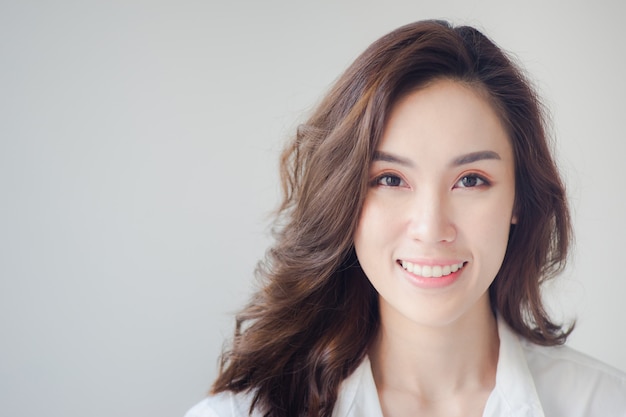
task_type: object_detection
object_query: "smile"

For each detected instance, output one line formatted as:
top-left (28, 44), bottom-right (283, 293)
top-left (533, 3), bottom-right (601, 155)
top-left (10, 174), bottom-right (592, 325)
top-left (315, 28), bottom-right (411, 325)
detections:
top-left (400, 260), bottom-right (466, 278)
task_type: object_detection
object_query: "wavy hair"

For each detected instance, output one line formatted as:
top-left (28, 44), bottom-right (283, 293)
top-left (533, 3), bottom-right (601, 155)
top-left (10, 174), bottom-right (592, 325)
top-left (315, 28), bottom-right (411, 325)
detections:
top-left (211, 20), bottom-right (572, 417)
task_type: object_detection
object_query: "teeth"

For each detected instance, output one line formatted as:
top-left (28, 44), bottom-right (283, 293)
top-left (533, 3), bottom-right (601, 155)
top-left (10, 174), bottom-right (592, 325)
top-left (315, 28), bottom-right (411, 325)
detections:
top-left (432, 265), bottom-right (442, 278)
top-left (422, 265), bottom-right (432, 278)
top-left (401, 260), bottom-right (464, 278)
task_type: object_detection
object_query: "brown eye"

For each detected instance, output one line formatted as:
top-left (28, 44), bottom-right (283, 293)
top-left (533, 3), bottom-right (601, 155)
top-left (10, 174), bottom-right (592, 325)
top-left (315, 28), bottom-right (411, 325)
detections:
top-left (456, 174), bottom-right (488, 188)
top-left (375, 174), bottom-right (404, 187)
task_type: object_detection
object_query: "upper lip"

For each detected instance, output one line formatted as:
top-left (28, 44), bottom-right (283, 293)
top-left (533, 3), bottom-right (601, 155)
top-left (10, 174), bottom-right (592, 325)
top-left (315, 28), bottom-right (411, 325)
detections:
top-left (399, 259), bottom-right (467, 277)
top-left (397, 258), bottom-right (465, 266)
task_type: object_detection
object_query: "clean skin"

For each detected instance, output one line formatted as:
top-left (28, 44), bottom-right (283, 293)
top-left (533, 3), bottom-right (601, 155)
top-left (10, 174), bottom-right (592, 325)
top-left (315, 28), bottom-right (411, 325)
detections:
top-left (354, 79), bottom-right (517, 417)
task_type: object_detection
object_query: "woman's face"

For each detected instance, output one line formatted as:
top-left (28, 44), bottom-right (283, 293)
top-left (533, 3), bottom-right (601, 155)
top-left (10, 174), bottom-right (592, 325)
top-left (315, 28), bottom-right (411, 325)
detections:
top-left (354, 79), bottom-right (516, 329)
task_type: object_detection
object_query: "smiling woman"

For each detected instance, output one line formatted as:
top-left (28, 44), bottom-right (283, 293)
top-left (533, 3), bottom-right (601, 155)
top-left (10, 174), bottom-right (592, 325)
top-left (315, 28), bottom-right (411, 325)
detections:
top-left (355, 80), bottom-right (517, 331)
top-left (185, 20), bottom-right (626, 417)
top-left (355, 80), bottom-right (518, 416)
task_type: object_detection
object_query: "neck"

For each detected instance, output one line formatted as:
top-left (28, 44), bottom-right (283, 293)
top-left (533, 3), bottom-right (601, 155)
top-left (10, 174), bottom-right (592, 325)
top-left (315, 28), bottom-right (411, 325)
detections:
top-left (369, 295), bottom-right (499, 401)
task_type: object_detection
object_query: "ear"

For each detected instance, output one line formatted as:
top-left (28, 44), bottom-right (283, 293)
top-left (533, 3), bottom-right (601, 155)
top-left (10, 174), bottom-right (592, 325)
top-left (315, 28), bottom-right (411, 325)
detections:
top-left (511, 213), bottom-right (518, 224)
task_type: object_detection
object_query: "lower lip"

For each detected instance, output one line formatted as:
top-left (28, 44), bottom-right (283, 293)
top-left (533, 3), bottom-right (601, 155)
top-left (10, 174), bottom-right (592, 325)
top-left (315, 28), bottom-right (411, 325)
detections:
top-left (400, 264), bottom-right (464, 289)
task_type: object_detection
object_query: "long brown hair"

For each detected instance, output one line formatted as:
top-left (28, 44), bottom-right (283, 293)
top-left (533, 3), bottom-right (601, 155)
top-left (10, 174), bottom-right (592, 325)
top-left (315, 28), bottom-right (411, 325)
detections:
top-left (211, 20), bottom-right (572, 416)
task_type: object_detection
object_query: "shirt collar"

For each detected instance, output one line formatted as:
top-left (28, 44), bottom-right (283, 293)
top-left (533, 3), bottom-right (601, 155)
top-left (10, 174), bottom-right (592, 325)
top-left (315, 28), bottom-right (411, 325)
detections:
top-left (483, 316), bottom-right (545, 416)
top-left (333, 355), bottom-right (384, 417)
top-left (334, 316), bottom-right (546, 417)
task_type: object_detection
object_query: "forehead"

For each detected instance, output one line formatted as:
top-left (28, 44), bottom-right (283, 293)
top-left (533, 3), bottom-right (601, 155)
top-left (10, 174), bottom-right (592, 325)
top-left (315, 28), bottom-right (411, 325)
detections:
top-left (379, 79), bottom-right (512, 158)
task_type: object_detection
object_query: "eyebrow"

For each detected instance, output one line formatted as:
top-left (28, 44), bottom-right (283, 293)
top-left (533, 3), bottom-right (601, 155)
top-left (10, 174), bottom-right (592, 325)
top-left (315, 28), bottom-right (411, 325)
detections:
top-left (451, 150), bottom-right (501, 166)
top-left (372, 151), bottom-right (414, 167)
top-left (372, 150), bottom-right (501, 167)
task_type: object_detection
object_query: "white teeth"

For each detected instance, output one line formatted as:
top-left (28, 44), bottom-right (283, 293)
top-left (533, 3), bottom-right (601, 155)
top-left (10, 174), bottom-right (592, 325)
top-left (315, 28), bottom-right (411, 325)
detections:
top-left (400, 261), bottom-right (465, 278)
top-left (422, 265), bottom-right (432, 278)
top-left (432, 265), bottom-right (442, 278)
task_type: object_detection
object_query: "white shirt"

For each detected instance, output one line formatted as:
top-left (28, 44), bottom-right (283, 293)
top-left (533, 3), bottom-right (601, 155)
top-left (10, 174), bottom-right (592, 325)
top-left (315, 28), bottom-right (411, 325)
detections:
top-left (185, 318), bottom-right (626, 416)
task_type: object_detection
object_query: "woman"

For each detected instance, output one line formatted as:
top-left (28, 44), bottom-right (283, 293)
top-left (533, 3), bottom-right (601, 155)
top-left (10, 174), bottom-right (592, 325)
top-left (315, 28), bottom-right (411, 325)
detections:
top-left (186, 20), bottom-right (626, 417)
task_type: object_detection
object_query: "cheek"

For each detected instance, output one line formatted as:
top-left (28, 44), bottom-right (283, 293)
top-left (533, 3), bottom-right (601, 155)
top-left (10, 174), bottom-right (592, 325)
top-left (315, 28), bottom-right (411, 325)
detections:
top-left (354, 211), bottom-right (386, 293)
top-left (355, 197), bottom-right (400, 245)
top-left (354, 202), bottom-right (376, 255)
top-left (474, 205), bottom-right (514, 236)
top-left (354, 198), bottom-right (397, 266)
top-left (459, 199), bottom-right (515, 261)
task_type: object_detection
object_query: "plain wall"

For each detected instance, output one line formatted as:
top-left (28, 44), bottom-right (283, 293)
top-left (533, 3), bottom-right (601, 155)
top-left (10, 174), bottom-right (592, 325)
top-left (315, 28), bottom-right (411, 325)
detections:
top-left (1, 1), bottom-right (624, 416)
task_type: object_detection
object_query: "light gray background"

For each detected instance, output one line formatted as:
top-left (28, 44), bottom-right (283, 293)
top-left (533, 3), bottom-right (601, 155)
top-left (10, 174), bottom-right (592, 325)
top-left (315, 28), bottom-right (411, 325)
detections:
top-left (1, 1), bottom-right (624, 416)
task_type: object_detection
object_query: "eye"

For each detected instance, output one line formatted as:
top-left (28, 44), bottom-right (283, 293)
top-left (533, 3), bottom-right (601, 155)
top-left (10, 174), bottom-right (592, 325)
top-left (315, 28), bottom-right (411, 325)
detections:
top-left (455, 173), bottom-right (489, 188)
top-left (373, 173), bottom-right (406, 187)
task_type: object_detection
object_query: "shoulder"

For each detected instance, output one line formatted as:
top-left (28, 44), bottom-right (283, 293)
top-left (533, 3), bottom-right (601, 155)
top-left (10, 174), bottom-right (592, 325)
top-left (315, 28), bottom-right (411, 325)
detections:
top-left (521, 339), bottom-right (626, 416)
top-left (184, 390), bottom-right (260, 417)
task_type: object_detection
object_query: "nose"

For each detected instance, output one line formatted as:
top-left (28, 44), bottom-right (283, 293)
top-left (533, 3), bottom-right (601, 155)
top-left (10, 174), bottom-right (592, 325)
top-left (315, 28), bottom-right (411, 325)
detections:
top-left (407, 189), bottom-right (456, 243)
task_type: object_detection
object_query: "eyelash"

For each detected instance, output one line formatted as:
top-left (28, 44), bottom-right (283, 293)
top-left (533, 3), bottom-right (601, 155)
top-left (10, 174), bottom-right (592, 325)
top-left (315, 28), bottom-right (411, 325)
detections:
top-left (455, 173), bottom-right (491, 188)
top-left (371, 173), bottom-right (406, 188)
top-left (370, 172), bottom-right (491, 189)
